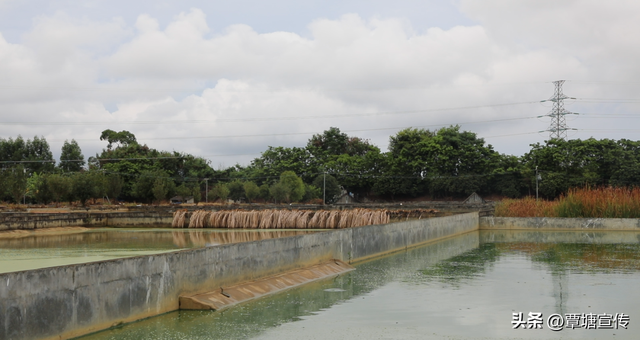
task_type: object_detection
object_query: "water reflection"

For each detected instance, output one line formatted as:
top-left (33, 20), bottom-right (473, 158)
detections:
top-left (0, 228), bottom-right (313, 274)
top-left (79, 230), bottom-right (640, 340)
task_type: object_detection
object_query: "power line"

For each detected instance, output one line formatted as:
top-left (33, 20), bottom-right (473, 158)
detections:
top-left (0, 101), bottom-right (538, 126)
top-left (44, 115), bottom-right (538, 143)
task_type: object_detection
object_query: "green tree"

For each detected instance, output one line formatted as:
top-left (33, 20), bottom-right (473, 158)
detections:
top-left (71, 171), bottom-right (105, 206)
top-left (175, 183), bottom-right (192, 198)
top-left (244, 181), bottom-right (260, 203)
top-left (105, 174), bottom-right (124, 202)
top-left (246, 146), bottom-right (313, 184)
top-left (48, 174), bottom-right (72, 203)
top-left (152, 178), bottom-right (169, 203)
top-left (28, 172), bottom-right (54, 204)
top-left (209, 183), bottom-right (230, 202)
top-left (227, 180), bottom-right (246, 202)
top-left (303, 184), bottom-right (321, 202)
top-left (25, 136), bottom-right (55, 174)
top-left (312, 174), bottom-right (341, 204)
top-left (59, 139), bottom-right (85, 172)
top-left (269, 182), bottom-right (288, 203)
top-left (191, 184), bottom-right (201, 204)
top-left (132, 170), bottom-right (175, 203)
top-left (278, 171), bottom-right (305, 203)
top-left (7, 165), bottom-right (28, 203)
top-left (0, 136), bottom-right (54, 174)
top-left (376, 126), bottom-right (500, 198)
top-left (259, 183), bottom-right (271, 201)
top-left (100, 129), bottom-right (138, 149)
top-left (0, 170), bottom-right (8, 201)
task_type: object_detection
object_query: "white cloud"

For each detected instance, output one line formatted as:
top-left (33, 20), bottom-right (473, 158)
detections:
top-left (1, 3), bottom-right (639, 166)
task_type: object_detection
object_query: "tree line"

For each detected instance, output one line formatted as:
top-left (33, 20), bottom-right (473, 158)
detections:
top-left (2, 127), bottom-right (640, 205)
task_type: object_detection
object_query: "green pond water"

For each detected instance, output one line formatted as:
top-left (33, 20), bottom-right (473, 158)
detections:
top-left (77, 230), bottom-right (640, 340)
top-left (0, 228), bottom-right (313, 274)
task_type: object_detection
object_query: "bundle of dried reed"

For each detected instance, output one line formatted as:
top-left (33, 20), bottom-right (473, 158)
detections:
top-left (248, 211), bottom-right (260, 228)
top-left (172, 209), bottom-right (188, 228)
top-left (325, 210), bottom-right (339, 229)
top-left (178, 208), bottom-right (390, 229)
top-left (188, 210), bottom-right (209, 228)
top-left (259, 210), bottom-right (272, 229)
top-left (297, 211), bottom-right (311, 228)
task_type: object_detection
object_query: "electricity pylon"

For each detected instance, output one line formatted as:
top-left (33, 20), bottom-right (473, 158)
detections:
top-left (539, 80), bottom-right (577, 140)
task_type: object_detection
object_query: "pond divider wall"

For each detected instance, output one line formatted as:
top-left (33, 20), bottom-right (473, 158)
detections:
top-left (0, 212), bottom-right (478, 340)
top-left (480, 216), bottom-right (640, 230)
top-left (0, 212), bottom-right (172, 231)
top-left (0, 201), bottom-right (494, 231)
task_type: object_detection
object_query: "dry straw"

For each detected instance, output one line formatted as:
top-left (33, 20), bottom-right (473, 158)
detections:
top-left (171, 208), bottom-right (392, 229)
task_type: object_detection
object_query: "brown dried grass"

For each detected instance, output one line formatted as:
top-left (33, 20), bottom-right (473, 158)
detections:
top-left (172, 209), bottom-right (188, 228)
top-left (176, 208), bottom-right (390, 229)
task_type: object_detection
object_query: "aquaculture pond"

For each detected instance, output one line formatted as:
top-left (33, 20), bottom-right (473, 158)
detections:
top-left (78, 230), bottom-right (640, 340)
top-left (0, 228), bottom-right (313, 274)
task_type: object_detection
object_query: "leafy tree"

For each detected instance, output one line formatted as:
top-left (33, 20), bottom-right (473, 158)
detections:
top-left (278, 171), bottom-right (305, 203)
top-left (28, 172), bottom-right (53, 204)
top-left (227, 180), bottom-right (246, 202)
top-left (175, 183), bottom-right (192, 198)
top-left (312, 174), bottom-right (341, 204)
top-left (0, 136), bottom-right (54, 174)
top-left (100, 129), bottom-right (138, 149)
top-left (105, 174), bottom-right (124, 202)
top-left (191, 185), bottom-right (201, 204)
top-left (244, 181), bottom-right (260, 203)
top-left (303, 184), bottom-right (321, 202)
top-left (7, 165), bottom-right (28, 203)
top-left (48, 174), bottom-right (72, 203)
top-left (376, 126), bottom-right (500, 198)
top-left (307, 127), bottom-right (375, 158)
top-left (132, 170), bottom-right (175, 203)
top-left (95, 130), bottom-right (215, 201)
top-left (246, 146), bottom-right (313, 184)
top-left (269, 182), bottom-right (288, 203)
top-left (152, 178), bottom-right (169, 203)
top-left (209, 183), bottom-right (229, 202)
top-left (259, 183), bottom-right (271, 201)
top-left (0, 170), bottom-right (8, 201)
top-left (71, 171), bottom-right (105, 206)
top-left (59, 139), bottom-right (85, 172)
top-left (25, 136), bottom-right (55, 174)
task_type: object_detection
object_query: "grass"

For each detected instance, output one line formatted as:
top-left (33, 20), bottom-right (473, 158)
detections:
top-left (495, 187), bottom-right (640, 218)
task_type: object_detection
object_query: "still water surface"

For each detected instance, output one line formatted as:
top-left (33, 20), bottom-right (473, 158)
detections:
top-left (0, 228), bottom-right (313, 273)
top-left (78, 230), bottom-right (640, 340)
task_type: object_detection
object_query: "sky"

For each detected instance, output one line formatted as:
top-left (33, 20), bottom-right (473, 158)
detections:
top-left (1, 0), bottom-right (640, 169)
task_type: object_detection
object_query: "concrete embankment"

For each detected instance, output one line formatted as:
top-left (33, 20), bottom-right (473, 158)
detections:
top-left (0, 201), bottom-right (494, 232)
top-left (0, 211), bottom-right (171, 231)
top-left (480, 216), bottom-right (640, 230)
top-left (480, 229), bottom-right (640, 244)
top-left (0, 212), bottom-right (479, 340)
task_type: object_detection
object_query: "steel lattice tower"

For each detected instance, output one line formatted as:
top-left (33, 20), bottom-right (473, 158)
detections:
top-left (541, 80), bottom-right (576, 140)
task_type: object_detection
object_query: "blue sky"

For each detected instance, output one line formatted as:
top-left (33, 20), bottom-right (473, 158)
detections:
top-left (1, 1), bottom-right (639, 167)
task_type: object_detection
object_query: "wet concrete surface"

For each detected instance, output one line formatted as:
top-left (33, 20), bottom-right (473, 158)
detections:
top-left (0, 228), bottom-right (314, 274)
top-left (77, 229), bottom-right (640, 339)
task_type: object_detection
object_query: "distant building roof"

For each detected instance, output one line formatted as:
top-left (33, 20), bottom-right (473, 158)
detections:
top-left (463, 192), bottom-right (485, 204)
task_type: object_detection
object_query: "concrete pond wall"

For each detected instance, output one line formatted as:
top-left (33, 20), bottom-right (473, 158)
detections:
top-left (0, 212), bottom-right (479, 340)
top-left (0, 201), bottom-right (494, 231)
top-left (480, 216), bottom-right (640, 230)
top-left (0, 212), bottom-right (171, 231)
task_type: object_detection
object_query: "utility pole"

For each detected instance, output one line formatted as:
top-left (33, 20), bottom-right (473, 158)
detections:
top-left (323, 171), bottom-right (326, 205)
top-left (535, 166), bottom-right (539, 201)
top-left (539, 80), bottom-right (577, 140)
top-left (204, 178), bottom-right (210, 203)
